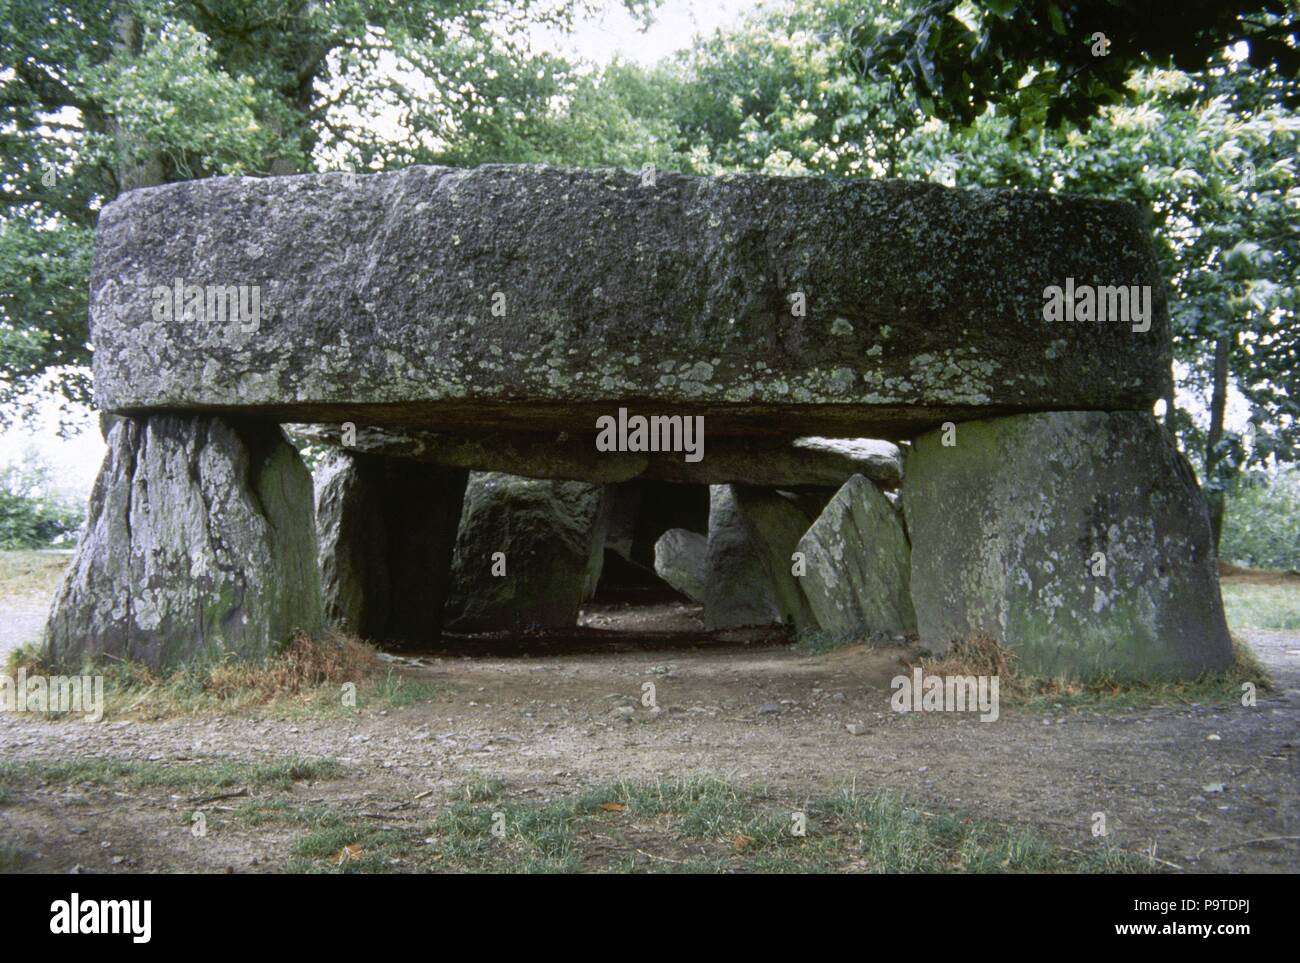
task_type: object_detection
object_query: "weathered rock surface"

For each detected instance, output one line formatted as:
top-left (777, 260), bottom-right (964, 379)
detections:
top-left (44, 415), bottom-right (321, 669)
top-left (314, 452), bottom-right (467, 643)
top-left (290, 424), bottom-right (904, 488)
top-left (903, 411), bottom-right (1232, 680)
top-left (797, 475), bottom-right (916, 639)
top-left (654, 529), bottom-right (709, 602)
top-left (705, 485), bottom-right (818, 631)
top-left (446, 473), bottom-right (611, 632)
top-left (93, 166), bottom-right (1169, 438)
top-left (648, 436), bottom-right (903, 488)
top-left (295, 425), bottom-right (646, 483)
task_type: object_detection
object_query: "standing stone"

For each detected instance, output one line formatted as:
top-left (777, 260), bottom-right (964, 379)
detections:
top-left (704, 485), bottom-right (817, 631)
top-left (315, 452), bottom-right (467, 643)
top-left (43, 415), bottom-right (321, 669)
top-left (654, 529), bottom-right (709, 602)
top-left (445, 473), bottom-right (611, 632)
top-left (797, 475), bottom-right (916, 639)
top-left (903, 411), bottom-right (1232, 680)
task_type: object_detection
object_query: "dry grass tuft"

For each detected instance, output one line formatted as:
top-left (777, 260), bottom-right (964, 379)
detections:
top-left (204, 631), bottom-right (379, 699)
top-left (916, 633), bottom-right (1270, 709)
top-left (921, 636), bottom-right (1028, 697)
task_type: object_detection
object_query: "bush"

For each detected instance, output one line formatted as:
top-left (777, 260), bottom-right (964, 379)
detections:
top-left (0, 454), bottom-right (85, 549)
top-left (1220, 468), bottom-right (1300, 572)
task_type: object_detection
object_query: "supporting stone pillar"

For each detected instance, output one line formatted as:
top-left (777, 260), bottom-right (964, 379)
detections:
top-left (315, 452), bottom-right (468, 643)
top-left (445, 473), bottom-right (612, 632)
top-left (903, 411), bottom-right (1232, 680)
top-left (704, 485), bottom-right (819, 631)
top-left (797, 474), bottom-right (916, 640)
top-left (43, 415), bottom-right (322, 669)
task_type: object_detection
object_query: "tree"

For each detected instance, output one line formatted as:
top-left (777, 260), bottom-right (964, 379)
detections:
top-left (900, 62), bottom-right (1298, 549)
top-left (851, 0), bottom-right (1298, 133)
top-left (0, 0), bottom-right (654, 425)
top-left (650, 0), bottom-right (1297, 554)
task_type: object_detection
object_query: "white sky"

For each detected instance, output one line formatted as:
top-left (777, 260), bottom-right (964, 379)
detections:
top-left (542, 0), bottom-right (756, 65)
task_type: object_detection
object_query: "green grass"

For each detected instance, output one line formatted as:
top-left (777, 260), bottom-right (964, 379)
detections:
top-left (1221, 579), bottom-right (1300, 631)
top-left (0, 756), bottom-right (345, 795)
top-left (0, 841), bottom-right (24, 871)
top-left (0, 549), bottom-right (69, 600)
top-left (1017, 635), bottom-right (1273, 711)
top-left (793, 627), bottom-right (874, 655)
top-left (259, 776), bottom-right (1153, 875)
top-left (5, 639), bottom-right (449, 723)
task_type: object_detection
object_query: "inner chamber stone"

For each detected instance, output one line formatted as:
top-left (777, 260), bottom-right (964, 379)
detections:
top-left (314, 451), bottom-right (467, 644)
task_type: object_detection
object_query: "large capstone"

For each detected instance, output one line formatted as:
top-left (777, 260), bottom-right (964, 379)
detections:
top-left (314, 451), bottom-right (467, 643)
top-left (903, 411), bottom-right (1232, 680)
top-left (445, 473), bottom-right (611, 632)
top-left (704, 485), bottom-right (818, 631)
top-left (92, 166), bottom-right (1169, 438)
top-left (43, 415), bottom-right (321, 669)
top-left (797, 474), bottom-right (916, 640)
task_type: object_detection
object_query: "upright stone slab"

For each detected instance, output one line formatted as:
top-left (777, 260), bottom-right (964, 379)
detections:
top-left (797, 475), bottom-right (916, 639)
top-left (445, 473), bottom-right (611, 632)
top-left (91, 166), bottom-right (1170, 438)
top-left (315, 452), bottom-right (467, 643)
top-left (654, 529), bottom-right (708, 602)
top-left (705, 485), bottom-right (817, 631)
top-left (903, 411), bottom-right (1232, 680)
top-left (44, 415), bottom-right (321, 669)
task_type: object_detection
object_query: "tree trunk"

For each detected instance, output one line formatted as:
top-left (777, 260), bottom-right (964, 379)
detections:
top-left (109, 12), bottom-right (164, 193)
top-left (1204, 333), bottom-right (1232, 554)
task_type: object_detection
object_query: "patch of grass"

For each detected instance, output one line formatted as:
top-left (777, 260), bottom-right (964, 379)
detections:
top-left (1021, 636), bottom-right (1272, 711)
top-left (0, 549), bottom-right (70, 599)
top-left (10, 632), bottom-right (448, 722)
top-left (1221, 578), bottom-right (1300, 631)
top-left (922, 636), bottom-right (1026, 696)
top-left (0, 755), bottom-right (344, 796)
top-left (916, 635), bottom-right (1271, 713)
top-left (5, 640), bottom-right (52, 676)
top-left (279, 776), bottom-right (1150, 874)
top-left (0, 841), bottom-right (24, 871)
top-left (793, 627), bottom-right (872, 655)
top-left (458, 773), bottom-right (505, 803)
top-left (366, 667), bottom-right (446, 708)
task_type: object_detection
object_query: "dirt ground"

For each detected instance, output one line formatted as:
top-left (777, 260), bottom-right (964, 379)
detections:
top-left (1, 591), bottom-right (1296, 874)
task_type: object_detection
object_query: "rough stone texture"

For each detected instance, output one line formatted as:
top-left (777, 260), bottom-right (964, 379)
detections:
top-left (296, 425), bottom-right (644, 484)
top-left (290, 424), bottom-right (904, 488)
top-left (705, 485), bottom-right (818, 631)
top-left (797, 475), bottom-right (916, 639)
top-left (604, 482), bottom-right (643, 560)
top-left (314, 452), bottom-right (467, 643)
top-left (446, 473), bottom-right (611, 632)
top-left (44, 415), bottom-right (321, 669)
top-left (903, 411), bottom-right (1233, 680)
top-left (654, 529), bottom-right (709, 602)
top-left (648, 436), bottom-right (903, 489)
top-left (93, 166), bottom-right (1169, 438)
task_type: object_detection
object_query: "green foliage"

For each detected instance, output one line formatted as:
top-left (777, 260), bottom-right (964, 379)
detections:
top-left (0, 0), bottom-right (656, 422)
top-left (853, 1), bottom-right (1298, 133)
top-left (664, 0), bottom-right (922, 176)
top-left (1220, 469), bottom-right (1300, 570)
top-left (0, 451), bottom-right (84, 548)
